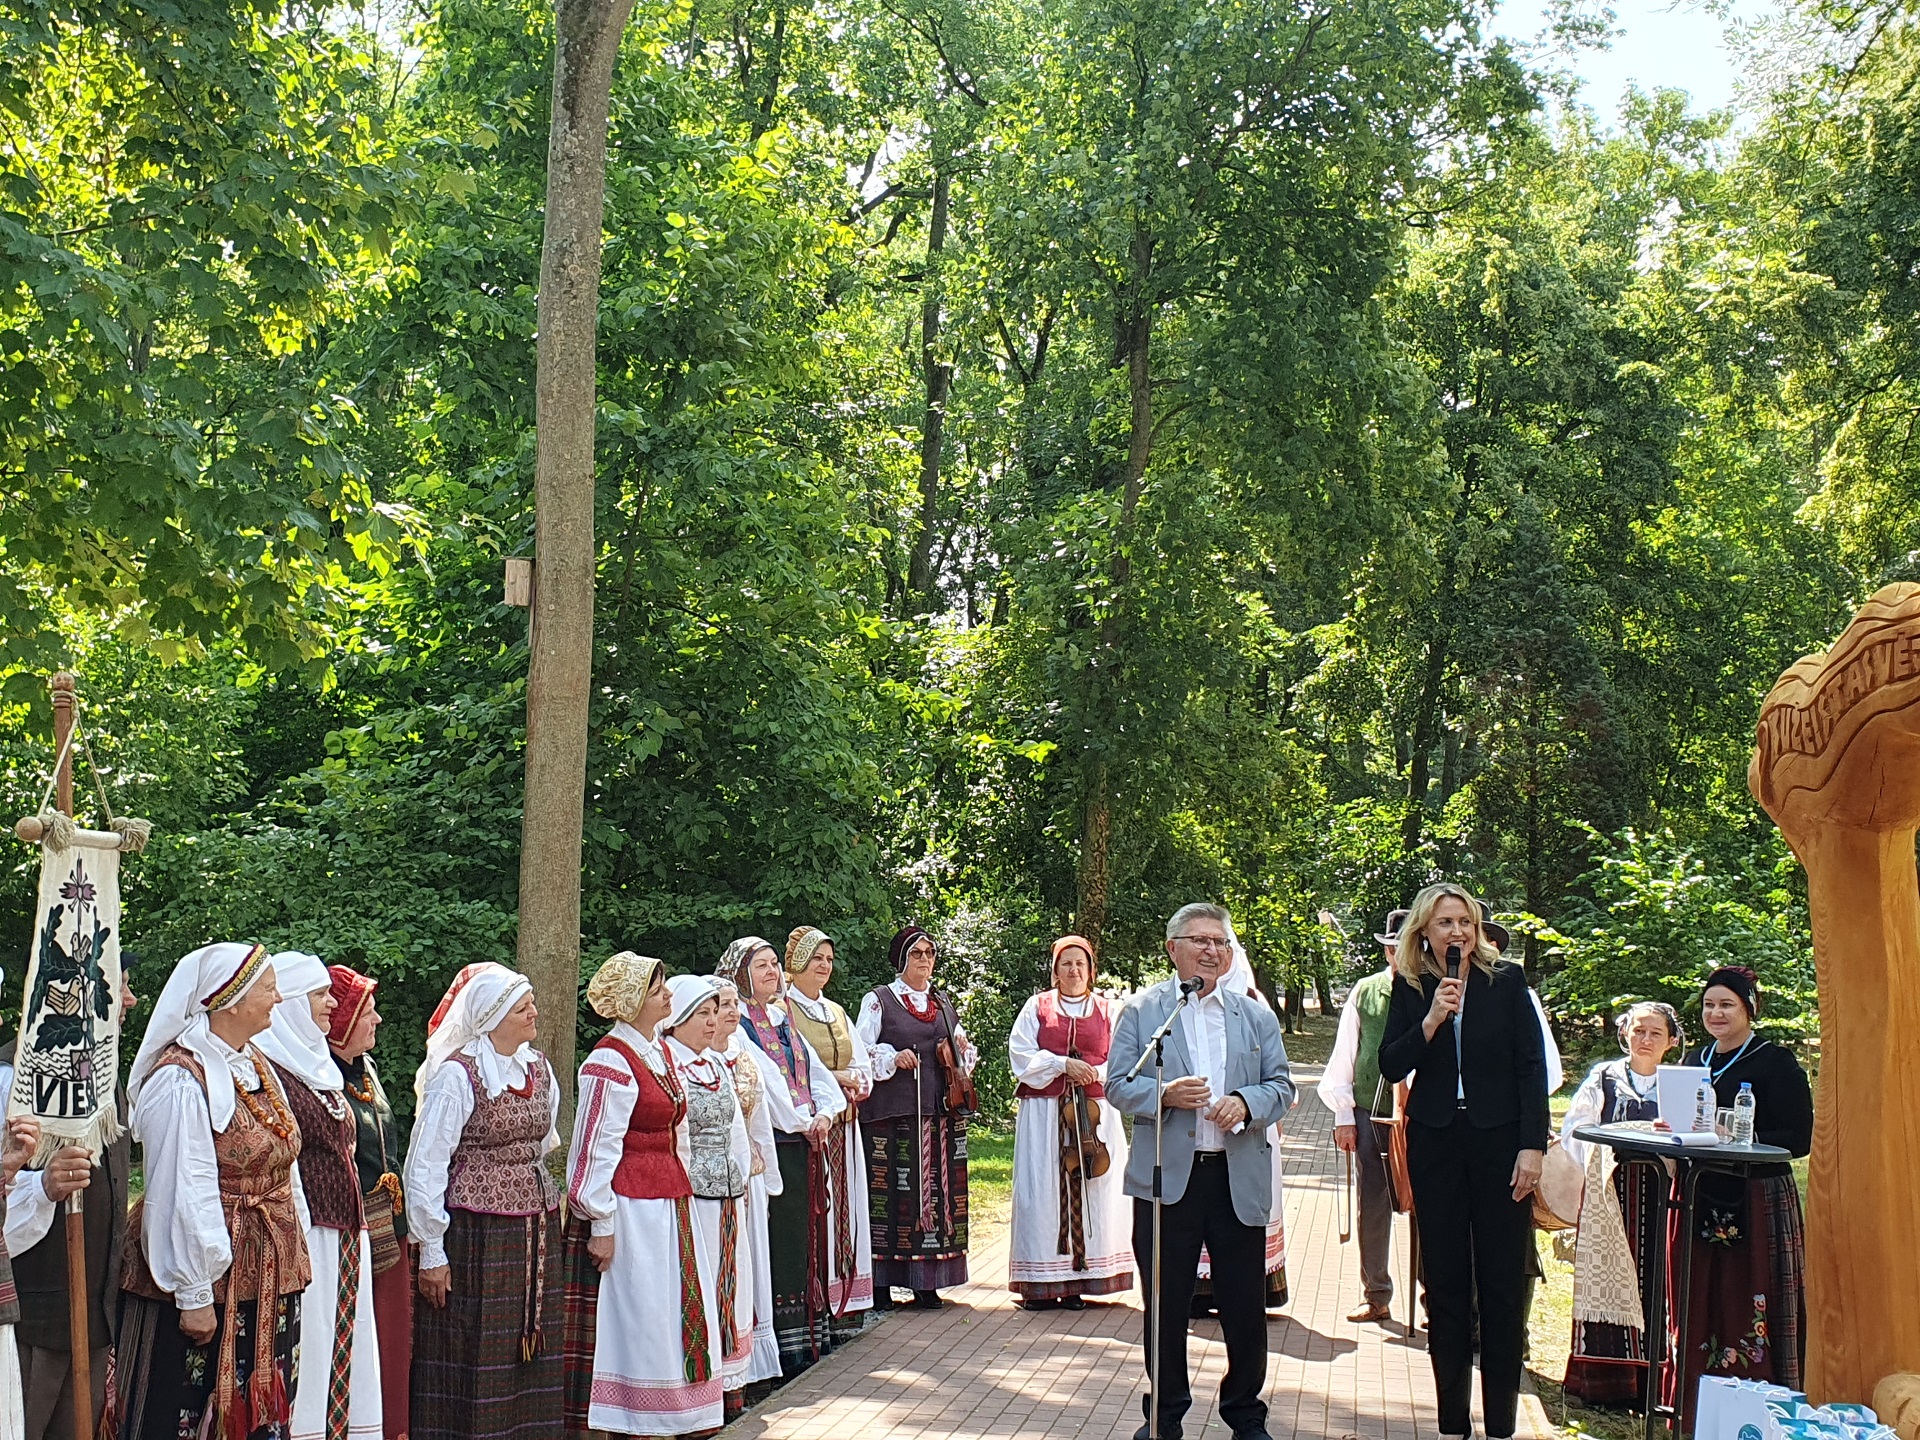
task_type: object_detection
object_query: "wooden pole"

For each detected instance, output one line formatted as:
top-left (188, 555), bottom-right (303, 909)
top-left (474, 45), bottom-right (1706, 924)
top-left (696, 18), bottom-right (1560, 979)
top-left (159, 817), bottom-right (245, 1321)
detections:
top-left (49, 672), bottom-right (94, 1440)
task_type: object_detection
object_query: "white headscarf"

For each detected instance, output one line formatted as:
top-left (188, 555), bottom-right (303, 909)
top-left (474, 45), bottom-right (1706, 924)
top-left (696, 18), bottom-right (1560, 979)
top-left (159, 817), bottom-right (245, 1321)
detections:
top-left (257, 951), bottom-right (343, 1092)
top-left (1224, 921), bottom-right (1277, 1016)
top-left (128, 941), bottom-right (274, 1133)
top-left (664, 974), bottom-right (722, 1033)
top-left (413, 962), bottom-right (533, 1101)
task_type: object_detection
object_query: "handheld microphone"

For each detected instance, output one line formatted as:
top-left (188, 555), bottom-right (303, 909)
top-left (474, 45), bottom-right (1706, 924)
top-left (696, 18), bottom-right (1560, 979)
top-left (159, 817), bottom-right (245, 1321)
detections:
top-left (1179, 975), bottom-right (1205, 995)
top-left (1445, 943), bottom-right (1462, 980)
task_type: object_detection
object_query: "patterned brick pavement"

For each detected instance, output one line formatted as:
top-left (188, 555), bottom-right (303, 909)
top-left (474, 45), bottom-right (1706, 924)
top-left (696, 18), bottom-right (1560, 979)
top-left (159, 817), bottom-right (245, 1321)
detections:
top-left (724, 1062), bottom-right (1552, 1440)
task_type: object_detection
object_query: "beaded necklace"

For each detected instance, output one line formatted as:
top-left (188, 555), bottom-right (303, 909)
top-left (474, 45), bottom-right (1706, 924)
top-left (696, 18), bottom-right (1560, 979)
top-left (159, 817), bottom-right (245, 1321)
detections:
top-left (236, 1055), bottom-right (297, 1141)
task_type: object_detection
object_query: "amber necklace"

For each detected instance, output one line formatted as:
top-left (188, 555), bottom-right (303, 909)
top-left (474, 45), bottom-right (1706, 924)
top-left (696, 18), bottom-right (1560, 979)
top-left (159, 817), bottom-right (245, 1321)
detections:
top-left (237, 1055), bottom-right (297, 1140)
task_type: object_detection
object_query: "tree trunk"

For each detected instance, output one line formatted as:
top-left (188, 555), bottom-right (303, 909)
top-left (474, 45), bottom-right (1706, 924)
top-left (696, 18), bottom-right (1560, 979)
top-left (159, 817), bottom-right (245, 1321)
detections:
top-left (1314, 964), bottom-right (1334, 1016)
top-left (519, 0), bottom-right (635, 1134)
top-left (907, 169), bottom-right (953, 607)
top-left (1074, 760), bottom-right (1112, 955)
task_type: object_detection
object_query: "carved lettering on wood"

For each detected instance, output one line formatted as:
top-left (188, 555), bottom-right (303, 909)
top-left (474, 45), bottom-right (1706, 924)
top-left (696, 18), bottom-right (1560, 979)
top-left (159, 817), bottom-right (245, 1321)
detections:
top-left (1749, 582), bottom-right (1920, 1406)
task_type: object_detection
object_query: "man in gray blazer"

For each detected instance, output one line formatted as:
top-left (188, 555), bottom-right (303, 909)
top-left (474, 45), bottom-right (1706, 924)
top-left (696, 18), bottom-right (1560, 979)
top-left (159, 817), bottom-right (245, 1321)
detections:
top-left (1107, 903), bottom-right (1296, 1440)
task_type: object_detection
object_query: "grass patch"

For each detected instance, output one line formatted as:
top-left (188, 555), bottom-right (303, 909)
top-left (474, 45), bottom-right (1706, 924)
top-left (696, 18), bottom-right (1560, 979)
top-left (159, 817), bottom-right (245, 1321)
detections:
top-left (968, 1126), bottom-right (1015, 1232)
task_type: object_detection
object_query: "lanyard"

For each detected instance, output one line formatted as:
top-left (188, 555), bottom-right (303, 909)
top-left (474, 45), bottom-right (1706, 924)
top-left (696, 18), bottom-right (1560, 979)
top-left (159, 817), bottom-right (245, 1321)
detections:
top-left (1700, 1036), bottom-right (1756, 1086)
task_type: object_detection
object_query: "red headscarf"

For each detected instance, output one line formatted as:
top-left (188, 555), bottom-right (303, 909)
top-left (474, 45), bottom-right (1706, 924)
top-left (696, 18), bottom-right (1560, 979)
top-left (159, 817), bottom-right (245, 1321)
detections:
top-left (327, 964), bottom-right (378, 1048)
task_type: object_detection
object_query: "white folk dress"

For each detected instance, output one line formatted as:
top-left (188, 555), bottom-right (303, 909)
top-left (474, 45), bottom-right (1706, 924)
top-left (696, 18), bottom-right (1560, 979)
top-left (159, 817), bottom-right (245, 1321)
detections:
top-left (668, 1039), bottom-right (757, 1397)
top-left (565, 1023), bottom-right (724, 1436)
top-left (724, 1034), bottom-right (785, 1384)
top-left (1006, 990), bottom-right (1133, 1299)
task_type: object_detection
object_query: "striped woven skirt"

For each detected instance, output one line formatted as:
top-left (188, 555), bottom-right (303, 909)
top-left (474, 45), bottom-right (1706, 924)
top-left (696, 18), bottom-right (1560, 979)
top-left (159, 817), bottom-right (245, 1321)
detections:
top-left (863, 1113), bottom-right (970, 1293)
top-left (766, 1138), bottom-right (834, 1375)
top-left (114, 1291), bottom-right (300, 1440)
top-left (289, 1224), bottom-right (381, 1440)
top-left (411, 1206), bottom-right (563, 1440)
top-left (560, 1196), bottom-right (723, 1437)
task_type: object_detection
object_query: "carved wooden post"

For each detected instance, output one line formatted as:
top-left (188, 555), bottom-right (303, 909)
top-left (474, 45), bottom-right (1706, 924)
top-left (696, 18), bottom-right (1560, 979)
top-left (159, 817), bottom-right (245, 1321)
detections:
top-left (1749, 582), bottom-right (1920, 1405)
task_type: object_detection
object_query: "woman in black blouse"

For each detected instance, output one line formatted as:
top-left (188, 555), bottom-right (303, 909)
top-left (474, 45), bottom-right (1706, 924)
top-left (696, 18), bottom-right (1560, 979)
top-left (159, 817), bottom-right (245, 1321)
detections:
top-left (1379, 883), bottom-right (1548, 1440)
top-left (1674, 965), bottom-right (1813, 1426)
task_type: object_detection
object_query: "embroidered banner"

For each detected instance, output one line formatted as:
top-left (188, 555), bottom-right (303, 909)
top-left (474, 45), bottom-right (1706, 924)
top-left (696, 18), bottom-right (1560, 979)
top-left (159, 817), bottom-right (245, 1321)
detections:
top-left (7, 836), bottom-right (125, 1161)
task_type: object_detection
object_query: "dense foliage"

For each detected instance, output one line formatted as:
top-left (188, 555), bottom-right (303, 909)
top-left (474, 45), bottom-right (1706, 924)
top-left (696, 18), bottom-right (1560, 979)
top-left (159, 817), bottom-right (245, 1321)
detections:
top-left (3, 0), bottom-right (1908, 1110)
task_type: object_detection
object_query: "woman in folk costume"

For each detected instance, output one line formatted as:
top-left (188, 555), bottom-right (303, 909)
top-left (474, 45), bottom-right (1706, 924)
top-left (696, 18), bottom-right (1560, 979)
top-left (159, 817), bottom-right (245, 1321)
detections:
top-left (405, 963), bottom-right (563, 1440)
top-left (1189, 930), bottom-right (1291, 1312)
top-left (0, 1104), bottom-right (50, 1433)
top-left (1557, 1001), bottom-right (1683, 1406)
top-left (1006, 934), bottom-right (1132, 1310)
top-left (855, 925), bottom-right (977, 1310)
top-left (116, 941), bottom-right (313, 1440)
top-left (719, 937), bottom-right (847, 1374)
top-left (777, 926), bottom-right (875, 1329)
top-left (323, 966), bottom-right (410, 1440)
top-left (709, 974), bottom-right (784, 1389)
top-left (1672, 966), bottom-right (1813, 1428)
top-left (258, 953), bottom-right (381, 1440)
top-left (560, 953), bottom-right (722, 1438)
top-left (660, 974), bottom-right (755, 1419)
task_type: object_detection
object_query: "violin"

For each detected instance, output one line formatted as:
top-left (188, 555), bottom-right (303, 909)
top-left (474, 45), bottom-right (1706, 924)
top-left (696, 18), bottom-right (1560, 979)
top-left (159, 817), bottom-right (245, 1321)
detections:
top-left (936, 1035), bottom-right (978, 1118)
top-left (1060, 1054), bottom-right (1111, 1178)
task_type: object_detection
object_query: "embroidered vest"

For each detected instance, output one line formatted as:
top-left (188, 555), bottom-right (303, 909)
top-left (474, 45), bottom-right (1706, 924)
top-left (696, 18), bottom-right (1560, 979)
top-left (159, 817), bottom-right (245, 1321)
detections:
top-left (741, 1007), bottom-right (813, 1115)
top-left (593, 1036), bottom-right (692, 1202)
top-left (271, 1062), bottom-right (364, 1234)
top-left (729, 1047), bottom-right (767, 1178)
top-left (1351, 970), bottom-right (1396, 1120)
top-left (860, 987), bottom-right (958, 1123)
top-left (1015, 991), bottom-right (1112, 1100)
top-left (444, 1050), bottom-right (560, 1217)
top-left (787, 995), bottom-right (858, 1081)
top-left (122, 1044), bottom-right (312, 1304)
top-left (683, 1057), bottom-right (745, 1200)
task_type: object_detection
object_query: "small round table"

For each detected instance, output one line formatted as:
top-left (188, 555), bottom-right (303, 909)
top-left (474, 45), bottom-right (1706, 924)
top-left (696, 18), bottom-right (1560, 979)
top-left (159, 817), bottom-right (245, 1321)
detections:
top-left (1571, 1123), bottom-right (1793, 1440)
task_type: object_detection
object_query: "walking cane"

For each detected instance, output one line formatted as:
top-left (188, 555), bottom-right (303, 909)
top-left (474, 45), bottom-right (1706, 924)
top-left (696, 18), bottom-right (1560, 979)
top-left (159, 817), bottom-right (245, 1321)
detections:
top-left (1339, 1149), bottom-right (1353, 1245)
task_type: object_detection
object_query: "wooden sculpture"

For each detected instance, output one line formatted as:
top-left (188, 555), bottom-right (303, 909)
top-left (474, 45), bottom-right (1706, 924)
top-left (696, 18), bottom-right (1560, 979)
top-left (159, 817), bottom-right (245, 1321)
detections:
top-left (1749, 582), bottom-right (1920, 1406)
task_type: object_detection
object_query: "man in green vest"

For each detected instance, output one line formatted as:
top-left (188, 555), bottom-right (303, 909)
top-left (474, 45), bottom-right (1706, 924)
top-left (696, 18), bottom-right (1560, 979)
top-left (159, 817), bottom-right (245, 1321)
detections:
top-left (1318, 909), bottom-right (1404, 1324)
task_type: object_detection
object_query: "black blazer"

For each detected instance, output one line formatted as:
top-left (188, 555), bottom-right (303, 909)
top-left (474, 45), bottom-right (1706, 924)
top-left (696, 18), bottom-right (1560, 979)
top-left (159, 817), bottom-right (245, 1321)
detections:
top-left (1378, 961), bottom-right (1551, 1152)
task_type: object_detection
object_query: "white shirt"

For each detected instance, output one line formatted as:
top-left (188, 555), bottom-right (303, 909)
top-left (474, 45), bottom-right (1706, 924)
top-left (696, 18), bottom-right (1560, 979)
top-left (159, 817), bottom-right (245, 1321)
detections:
top-left (855, 980), bottom-right (977, 1082)
top-left (1179, 986), bottom-right (1232, 1151)
top-left (405, 1039), bottom-right (561, 1270)
top-left (1007, 991), bottom-right (1108, 1093)
top-left (129, 1033), bottom-right (312, 1310)
top-left (0, 1062), bottom-right (58, 1258)
top-left (1316, 969), bottom-right (1392, 1127)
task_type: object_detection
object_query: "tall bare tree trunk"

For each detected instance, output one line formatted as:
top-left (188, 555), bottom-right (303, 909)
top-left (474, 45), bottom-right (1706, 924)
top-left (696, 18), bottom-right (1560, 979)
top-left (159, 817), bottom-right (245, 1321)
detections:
top-left (908, 169), bottom-right (953, 607)
top-left (1074, 227), bottom-right (1155, 948)
top-left (519, 0), bottom-right (635, 1132)
top-left (1075, 760), bottom-right (1112, 953)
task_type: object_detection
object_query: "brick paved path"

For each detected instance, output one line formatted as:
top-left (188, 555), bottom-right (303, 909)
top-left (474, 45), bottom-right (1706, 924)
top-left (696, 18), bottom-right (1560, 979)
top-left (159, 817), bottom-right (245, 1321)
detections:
top-left (725, 1062), bottom-right (1552, 1440)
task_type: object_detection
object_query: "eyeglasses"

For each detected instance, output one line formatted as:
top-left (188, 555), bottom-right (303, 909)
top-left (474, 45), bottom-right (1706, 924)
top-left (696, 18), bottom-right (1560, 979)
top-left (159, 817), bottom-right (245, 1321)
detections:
top-left (1171, 935), bottom-right (1233, 951)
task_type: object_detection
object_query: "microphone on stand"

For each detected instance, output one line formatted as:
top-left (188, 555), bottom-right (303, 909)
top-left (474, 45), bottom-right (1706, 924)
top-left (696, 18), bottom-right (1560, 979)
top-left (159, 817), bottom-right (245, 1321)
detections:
top-left (1178, 974), bottom-right (1205, 996)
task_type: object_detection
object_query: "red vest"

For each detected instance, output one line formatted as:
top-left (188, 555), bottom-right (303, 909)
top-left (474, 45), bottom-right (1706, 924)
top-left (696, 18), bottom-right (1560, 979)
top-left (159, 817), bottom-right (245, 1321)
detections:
top-left (595, 1036), bottom-right (692, 1202)
top-left (1015, 992), bottom-right (1112, 1100)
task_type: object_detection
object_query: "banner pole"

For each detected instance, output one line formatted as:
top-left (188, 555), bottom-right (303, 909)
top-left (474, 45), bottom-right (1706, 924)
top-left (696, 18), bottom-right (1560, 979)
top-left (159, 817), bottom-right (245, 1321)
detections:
top-left (50, 671), bottom-right (95, 1440)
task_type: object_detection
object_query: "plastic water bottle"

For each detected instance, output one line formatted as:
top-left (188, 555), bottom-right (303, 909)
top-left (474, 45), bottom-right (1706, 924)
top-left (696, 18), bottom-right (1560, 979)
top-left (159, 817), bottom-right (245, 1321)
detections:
top-left (1732, 1082), bottom-right (1756, 1146)
top-left (1693, 1080), bottom-right (1716, 1133)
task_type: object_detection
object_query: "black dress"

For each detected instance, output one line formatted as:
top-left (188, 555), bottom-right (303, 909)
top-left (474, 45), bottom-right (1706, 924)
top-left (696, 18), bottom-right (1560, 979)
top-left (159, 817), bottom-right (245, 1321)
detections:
top-left (1671, 1037), bottom-right (1813, 1428)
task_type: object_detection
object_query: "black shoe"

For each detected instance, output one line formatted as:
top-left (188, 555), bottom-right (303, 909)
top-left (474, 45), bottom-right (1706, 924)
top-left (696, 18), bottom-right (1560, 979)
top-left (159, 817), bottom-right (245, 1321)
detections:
top-left (1020, 1298), bottom-right (1057, 1311)
top-left (872, 1289), bottom-right (895, 1311)
top-left (913, 1289), bottom-right (944, 1310)
top-left (1062, 1295), bottom-right (1087, 1311)
top-left (1232, 1431), bottom-right (1274, 1440)
top-left (1133, 1425), bottom-right (1183, 1440)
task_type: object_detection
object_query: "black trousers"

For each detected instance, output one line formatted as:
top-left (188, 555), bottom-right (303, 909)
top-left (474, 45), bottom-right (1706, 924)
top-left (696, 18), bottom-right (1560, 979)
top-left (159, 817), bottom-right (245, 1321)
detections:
top-left (1409, 1111), bottom-right (1531, 1437)
top-left (1132, 1153), bottom-right (1268, 1438)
